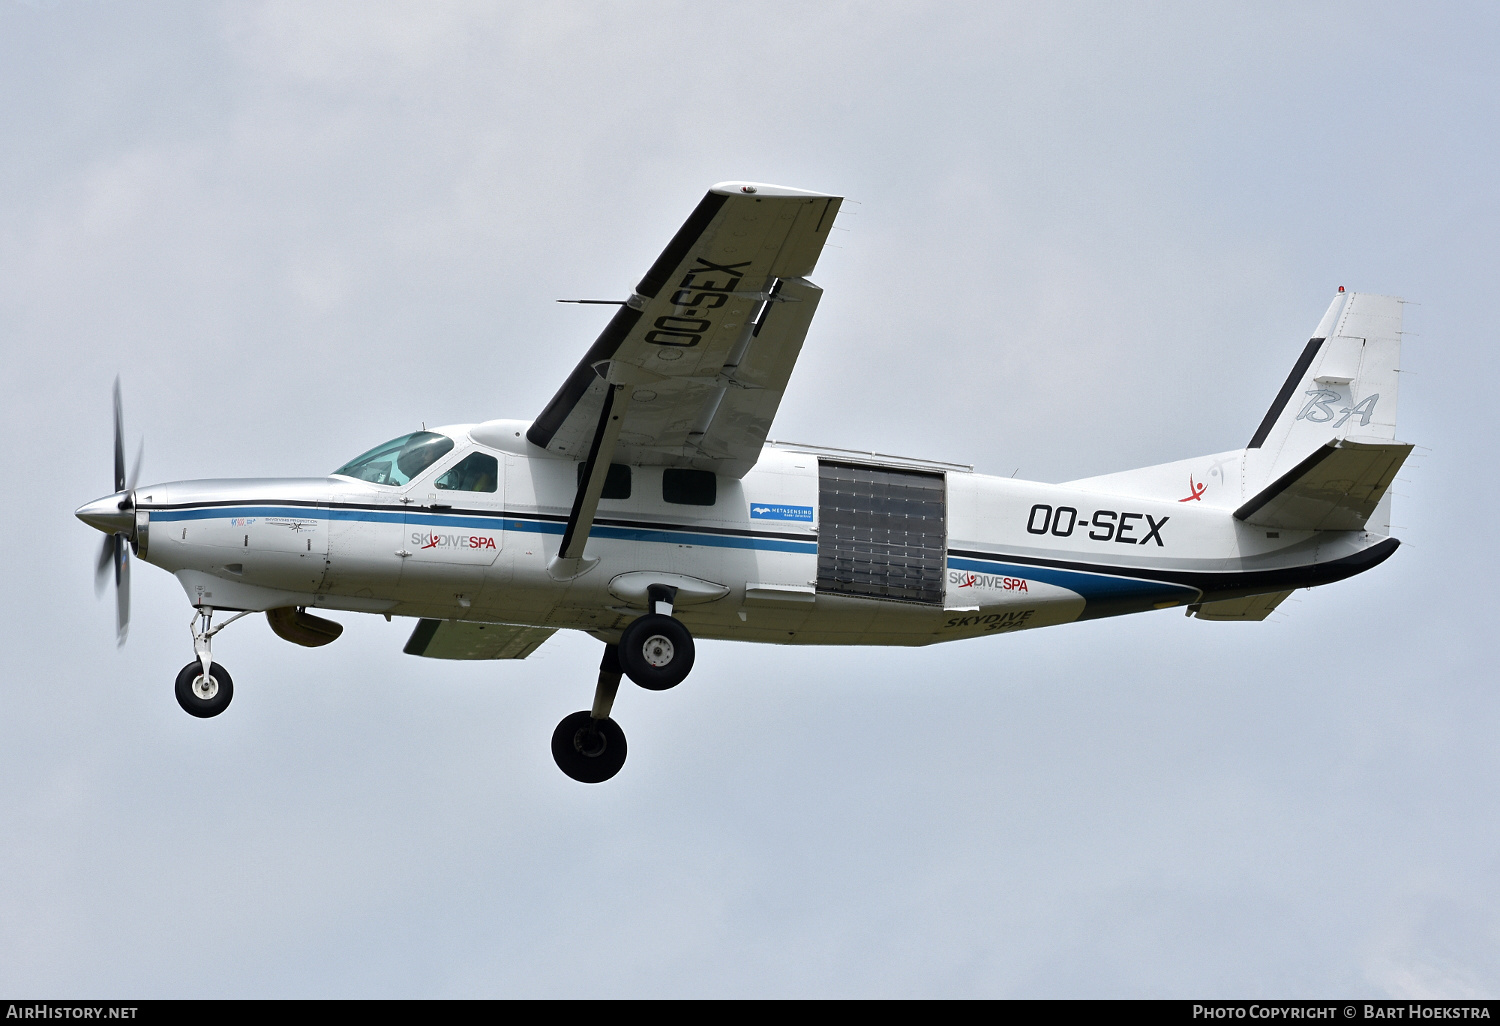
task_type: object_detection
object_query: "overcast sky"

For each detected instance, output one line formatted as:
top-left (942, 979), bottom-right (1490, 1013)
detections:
top-left (2, 0), bottom-right (1496, 998)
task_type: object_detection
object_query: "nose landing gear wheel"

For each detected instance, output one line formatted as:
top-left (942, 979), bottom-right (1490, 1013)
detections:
top-left (618, 613), bottom-right (695, 691)
top-left (174, 660), bottom-right (234, 718)
top-left (551, 710), bottom-right (627, 783)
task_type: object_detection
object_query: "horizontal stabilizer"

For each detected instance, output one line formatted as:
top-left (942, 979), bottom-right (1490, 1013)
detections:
top-left (1234, 437), bottom-right (1413, 530)
top-left (403, 619), bottom-right (556, 660)
top-left (1188, 591), bottom-right (1293, 621)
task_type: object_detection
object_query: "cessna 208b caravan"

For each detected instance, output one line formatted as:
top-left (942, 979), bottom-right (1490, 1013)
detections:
top-left (77, 182), bottom-right (1411, 782)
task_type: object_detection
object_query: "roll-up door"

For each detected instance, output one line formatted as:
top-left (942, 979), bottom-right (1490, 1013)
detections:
top-left (816, 462), bottom-right (946, 604)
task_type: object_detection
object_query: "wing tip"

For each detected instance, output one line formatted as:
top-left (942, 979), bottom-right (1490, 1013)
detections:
top-left (710, 181), bottom-right (841, 200)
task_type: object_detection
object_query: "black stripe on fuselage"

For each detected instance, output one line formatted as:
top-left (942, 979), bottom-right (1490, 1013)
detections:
top-left (137, 498), bottom-right (814, 543)
top-left (1247, 337), bottom-right (1325, 449)
top-left (949, 536), bottom-right (1399, 603)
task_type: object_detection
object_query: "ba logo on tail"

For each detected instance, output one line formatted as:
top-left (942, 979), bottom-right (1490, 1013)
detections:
top-left (1296, 389), bottom-right (1379, 427)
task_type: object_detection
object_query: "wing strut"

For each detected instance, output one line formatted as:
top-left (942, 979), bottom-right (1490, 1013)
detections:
top-left (549, 380), bottom-right (625, 580)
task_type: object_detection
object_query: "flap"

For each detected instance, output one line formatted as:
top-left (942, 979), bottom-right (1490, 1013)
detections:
top-left (403, 619), bottom-right (556, 660)
top-left (1189, 590), bottom-right (1293, 621)
top-left (1235, 437), bottom-right (1413, 530)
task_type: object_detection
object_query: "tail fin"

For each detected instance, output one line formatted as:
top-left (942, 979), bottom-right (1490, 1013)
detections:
top-left (1063, 289), bottom-right (1408, 530)
top-left (1245, 290), bottom-right (1403, 496)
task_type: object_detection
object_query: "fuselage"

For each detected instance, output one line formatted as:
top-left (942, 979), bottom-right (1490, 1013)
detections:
top-left (124, 419), bottom-right (1398, 647)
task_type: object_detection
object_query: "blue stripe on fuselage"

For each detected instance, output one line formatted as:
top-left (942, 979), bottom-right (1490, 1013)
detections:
top-left (148, 505), bottom-right (819, 555)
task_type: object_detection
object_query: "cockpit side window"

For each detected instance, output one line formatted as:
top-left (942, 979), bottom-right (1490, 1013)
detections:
top-left (334, 431), bottom-right (455, 487)
top-left (436, 452), bottom-right (499, 493)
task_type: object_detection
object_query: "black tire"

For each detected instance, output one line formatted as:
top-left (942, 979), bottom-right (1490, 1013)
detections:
top-left (618, 613), bottom-right (695, 691)
top-left (174, 660), bottom-right (234, 718)
top-left (551, 711), bottom-right (627, 783)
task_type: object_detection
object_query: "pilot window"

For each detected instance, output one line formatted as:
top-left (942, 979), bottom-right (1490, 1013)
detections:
top-left (576, 462), bottom-right (631, 500)
top-left (662, 468), bottom-right (716, 506)
top-left (437, 452), bottom-right (499, 492)
top-left (817, 462), bottom-right (946, 605)
top-left (334, 431), bottom-right (454, 487)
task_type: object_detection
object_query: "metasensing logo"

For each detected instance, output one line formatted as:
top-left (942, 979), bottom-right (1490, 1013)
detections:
top-left (412, 531), bottom-right (497, 551)
top-left (750, 503), bottom-right (813, 522)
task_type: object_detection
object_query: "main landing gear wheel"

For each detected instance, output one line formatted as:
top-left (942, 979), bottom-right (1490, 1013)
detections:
top-left (618, 613), bottom-right (695, 691)
top-left (551, 710), bottom-right (627, 783)
top-left (175, 660), bottom-right (234, 718)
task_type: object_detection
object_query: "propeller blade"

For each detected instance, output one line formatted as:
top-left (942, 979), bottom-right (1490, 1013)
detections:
top-left (94, 534), bottom-right (114, 596)
top-left (112, 377), bottom-right (126, 494)
top-left (126, 437), bottom-right (144, 495)
top-left (115, 537), bottom-right (130, 647)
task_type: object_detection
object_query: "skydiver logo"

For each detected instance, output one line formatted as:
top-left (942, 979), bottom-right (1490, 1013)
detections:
top-left (950, 570), bottom-right (1029, 592)
top-left (411, 531), bottom-right (497, 551)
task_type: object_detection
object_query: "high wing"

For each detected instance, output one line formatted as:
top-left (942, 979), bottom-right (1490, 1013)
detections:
top-left (527, 182), bottom-right (843, 480)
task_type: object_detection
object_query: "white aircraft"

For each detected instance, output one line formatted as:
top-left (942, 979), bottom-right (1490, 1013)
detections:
top-left (77, 182), bottom-right (1411, 782)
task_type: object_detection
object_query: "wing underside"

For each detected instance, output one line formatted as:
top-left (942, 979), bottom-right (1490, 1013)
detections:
top-left (403, 619), bottom-right (556, 660)
top-left (527, 183), bottom-right (843, 479)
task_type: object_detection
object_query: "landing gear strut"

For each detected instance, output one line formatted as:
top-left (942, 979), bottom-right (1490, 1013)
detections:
top-left (550, 586), bottom-right (700, 783)
top-left (552, 644), bottom-right (628, 783)
top-left (618, 584), bottom-right (695, 691)
top-left (175, 607), bottom-right (250, 719)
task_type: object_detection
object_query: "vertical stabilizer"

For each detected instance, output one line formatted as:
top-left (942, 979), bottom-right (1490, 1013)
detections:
top-left (1245, 291), bottom-right (1403, 493)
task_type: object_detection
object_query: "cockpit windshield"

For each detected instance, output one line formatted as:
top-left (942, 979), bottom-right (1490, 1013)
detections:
top-left (333, 431), bottom-right (455, 487)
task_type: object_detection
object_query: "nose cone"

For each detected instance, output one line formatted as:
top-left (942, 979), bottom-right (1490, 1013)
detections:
top-left (76, 493), bottom-right (134, 535)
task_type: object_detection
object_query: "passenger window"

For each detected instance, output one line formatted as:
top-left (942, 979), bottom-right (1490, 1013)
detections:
top-left (436, 452), bottom-right (499, 492)
top-left (662, 468), bottom-right (716, 506)
top-left (576, 462), bottom-right (632, 500)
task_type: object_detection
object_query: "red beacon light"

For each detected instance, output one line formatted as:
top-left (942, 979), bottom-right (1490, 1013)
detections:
top-left (1338, 286), bottom-right (1345, 292)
